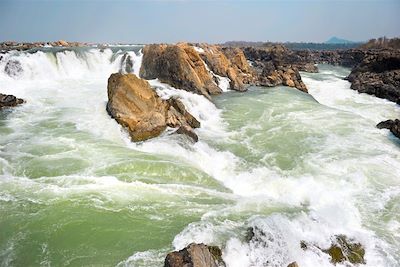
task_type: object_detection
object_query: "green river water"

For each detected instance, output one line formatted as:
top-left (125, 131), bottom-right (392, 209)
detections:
top-left (0, 49), bottom-right (399, 267)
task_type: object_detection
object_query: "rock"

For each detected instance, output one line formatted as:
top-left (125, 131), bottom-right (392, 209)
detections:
top-left (140, 43), bottom-right (222, 99)
top-left (120, 53), bottom-right (134, 74)
top-left (0, 93), bottom-right (24, 108)
top-left (301, 235), bottom-right (365, 265)
top-left (377, 119), bottom-right (400, 139)
top-left (164, 243), bottom-right (225, 267)
top-left (242, 45), bottom-right (308, 92)
top-left (347, 51), bottom-right (400, 103)
top-left (107, 73), bottom-right (200, 142)
top-left (4, 60), bottom-right (23, 77)
top-left (287, 262), bottom-right (299, 267)
top-left (57, 40), bottom-right (69, 46)
top-left (197, 44), bottom-right (253, 91)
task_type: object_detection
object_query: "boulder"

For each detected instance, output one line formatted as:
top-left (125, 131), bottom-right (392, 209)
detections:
top-left (287, 262), bottom-right (299, 267)
top-left (107, 73), bottom-right (200, 142)
top-left (164, 243), bottom-right (225, 267)
top-left (0, 93), bottom-right (24, 108)
top-left (140, 44), bottom-right (222, 99)
top-left (301, 235), bottom-right (365, 265)
top-left (377, 119), bottom-right (400, 139)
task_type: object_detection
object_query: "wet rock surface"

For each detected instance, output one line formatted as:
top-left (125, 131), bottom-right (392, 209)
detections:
top-left (164, 243), bottom-right (225, 267)
top-left (0, 93), bottom-right (24, 108)
top-left (377, 119), bottom-right (400, 139)
top-left (301, 235), bottom-right (365, 265)
top-left (106, 73), bottom-right (200, 142)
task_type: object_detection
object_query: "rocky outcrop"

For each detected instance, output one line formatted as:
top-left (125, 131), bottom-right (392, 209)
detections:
top-left (377, 119), bottom-right (400, 139)
top-left (242, 45), bottom-right (308, 92)
top-left (164, 243), bottom-right (225, 267)
top-left (196, 44), bottom-right (253, 91)
top-left (301, 235), bottom-right (365, 265)
top-left (346, 50), bottom-right (400, 103)
top-left (0, 93), bottom-right (24, 108)
top-left (106, 73), bottom-right (200, 142)
top-left (139, 43), bottom-right (222, 99)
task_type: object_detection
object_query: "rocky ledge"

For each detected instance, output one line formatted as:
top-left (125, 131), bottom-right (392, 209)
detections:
top-left (242, 45), bottom-right (309, 92)
top-left (377, 119), bottom-right (400, 139)
top-left (0, 93), bottom-right (24, 109)
top-left (107, 73), bottom-right (200, 142)
top-left (346, 50), bottom-right (400, 104)
top-left (139, 43), bottom-right (309, 99)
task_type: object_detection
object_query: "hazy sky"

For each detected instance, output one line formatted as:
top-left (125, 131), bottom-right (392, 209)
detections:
top-left (0, 0), bottom-right (399, 43)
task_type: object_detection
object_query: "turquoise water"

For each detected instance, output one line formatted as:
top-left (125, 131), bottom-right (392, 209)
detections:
top-left (0, 49), bottom-right (399, 267)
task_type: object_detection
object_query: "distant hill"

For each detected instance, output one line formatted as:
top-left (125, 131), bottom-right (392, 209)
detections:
top-left (325, 37), bottom-right (355, 44)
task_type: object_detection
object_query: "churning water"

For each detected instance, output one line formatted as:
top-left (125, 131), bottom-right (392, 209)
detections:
top-left (0, 48), bottom-right (399, 267)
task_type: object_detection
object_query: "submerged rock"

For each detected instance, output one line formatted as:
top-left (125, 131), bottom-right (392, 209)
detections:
top-left (0, 93), bottom-right (24, 108)
top-left (107, 73), bottom-right (200, 142)
top-left (377, 119), bottom-right (400, 139)
top-left (4, 60), bottom-right (23, 77)
top-left (164, 243), bottom-right (225, 267)
top-left (301, 235), bottom-right (365, 265)
top-left (140, 43), bottom-right (222, 99)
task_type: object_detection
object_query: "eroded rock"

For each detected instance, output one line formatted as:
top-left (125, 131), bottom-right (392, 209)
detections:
top-left (164, 243), bottom-right (225, 267)
top-left (107, 73), bottom-right (200, 142)
top-left (140, 43), bottom-right (222, 99)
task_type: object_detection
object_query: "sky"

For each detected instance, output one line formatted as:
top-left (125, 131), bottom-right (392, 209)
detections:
top-left (0, 0), bottom-right (399, 44)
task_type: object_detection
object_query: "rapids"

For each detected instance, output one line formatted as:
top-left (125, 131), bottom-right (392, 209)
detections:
top-left (0, 47), bottom-right (399, 267)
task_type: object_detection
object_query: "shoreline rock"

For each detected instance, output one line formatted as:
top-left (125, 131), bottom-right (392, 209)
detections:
top-left (106, 73), bottom-right (200, 142)
top-left (346, 50), bottom-right (400, 104)
top-left (164, 243), bottom-right (225, 267)
top-left (0, 93), bottom-right (24, 109)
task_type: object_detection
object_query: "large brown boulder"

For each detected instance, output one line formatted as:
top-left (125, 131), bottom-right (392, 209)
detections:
top-left (140, 44), bottom-right (221, 99)
top-left (0, 93), bottom-right (24, 108)
top-left (107, 73), bottom-right (200, 142)
top-left (164, 243), bottom-right (225, 267)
